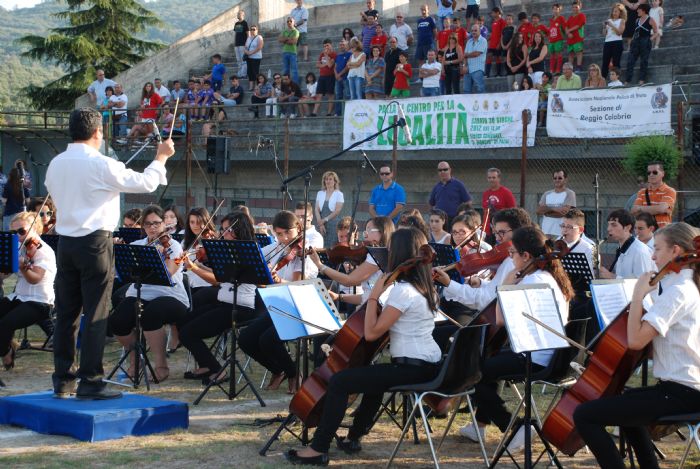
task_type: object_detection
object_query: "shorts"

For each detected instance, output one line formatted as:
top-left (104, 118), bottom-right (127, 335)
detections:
top-left (415, 43), bottom-right (432, 61)
top-left (549, 40), bottom-right (564, 54)
top-left (567, 41), bottom-right (583, 53)
top-left (317, 75), bottom-right (335, 95)
top-left (298, 32), bottom-right (308, 46)
top-left (390, 88), bottom-right (411, 98)
top-left (466, 5), bottom-right (479, 19)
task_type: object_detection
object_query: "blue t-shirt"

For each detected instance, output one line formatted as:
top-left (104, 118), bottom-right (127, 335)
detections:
top-left (369, 181), bottom-right (406, 222)
top-left (198, 88), bottom-right (215, 105)
top-left (416, 16), bottom-right (436, 45)
top-left (428, 178), bottom-right (472, 218)
top-left (335, 51), bottom-right (352, 76)
top-left (212, 63), bottom-right (226, 82)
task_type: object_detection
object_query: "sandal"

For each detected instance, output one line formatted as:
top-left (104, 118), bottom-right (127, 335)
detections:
top-left (202, 370), bottom-right (228, 386)
top-left (265, 372), bottom-right (286, 391)
top-left (183, 369), bottom-right (211, 380)
top-left (155, 366), bottom-right (170, 383)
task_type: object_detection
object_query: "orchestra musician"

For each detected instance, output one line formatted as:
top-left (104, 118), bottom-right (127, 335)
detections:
top-left (451, 210), bottom-right (492, 255)
top-left (47, 108), bottom-right (174, 400)
top-left (108, 205), bottom-right (190, 383)
top-left (573, 222), bottom-right (700, 469)
top-left (163, 205), bottom-right (185, 235)
top-left (27, 197), bottom-right (57, 235)
top-left (285, 227), bottom-right (442, 466)
top-left (0, 212), bottom-right (57, 371)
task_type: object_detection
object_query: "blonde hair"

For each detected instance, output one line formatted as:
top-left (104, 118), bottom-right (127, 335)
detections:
top-left (610, 3), bottom-right (628, 21)
top-left (321, 171), bottom-right (340, 190)
top-left (11, 211), bottom-right (44, 234)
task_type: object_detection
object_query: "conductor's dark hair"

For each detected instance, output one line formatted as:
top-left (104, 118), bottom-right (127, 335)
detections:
top-left (69, 108), bottom-right (102, 141)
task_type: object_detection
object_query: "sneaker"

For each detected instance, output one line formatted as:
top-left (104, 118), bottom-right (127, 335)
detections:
top-left (507, 425), bottom-right (536, 453)
top-left (459, 423), bottom-right (486, 442)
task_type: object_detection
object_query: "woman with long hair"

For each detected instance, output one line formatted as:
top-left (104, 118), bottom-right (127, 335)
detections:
top-left (250, 74), bottom-right (273, 119)
top-left (163, 205), bottom-right (185, 234)
top-left (243, 25), bottom-right (264, 90)
top-left (585, 63), bottom-right (607, 88)
top-left (364, 45), bottom-right (386, 99)
top-left (347, 38), bottom-right (367, 100)
top-left (2, 165), bottom-right (30, 231)
top-left (527, 30), bottom-right (548, 85)
top-left (443, 34), bottom-right (464, 95)
top-left (506, 32), bottom-right (527, 90)
top-left (625, 3), bottom-right (659, 85)
top-left (428, 209), bottom-right (450, 244)
top-left (126, 82), bottom-right (163, 143)
top-left (602, 3), bottom-right (627, 78)
top-left (314, 171), bottom-right (345, 247)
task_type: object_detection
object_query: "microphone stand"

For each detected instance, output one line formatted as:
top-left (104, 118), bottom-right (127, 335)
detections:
top-left (124, 134), bottom-right (160, 166)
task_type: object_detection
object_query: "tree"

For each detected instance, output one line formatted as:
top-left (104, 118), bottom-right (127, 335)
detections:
top-left (18, 0), bottom-right (165, 110)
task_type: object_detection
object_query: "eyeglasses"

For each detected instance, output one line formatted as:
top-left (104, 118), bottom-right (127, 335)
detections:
top-left (451, 229), bottom-right (469, 236)
top-left (647, 170), bottom-right (659, 175)
top-left (438, 168), bottom-right (450, 172)
top-left (14, 228), bottom-right (28, 236)
top-left (274, 76), bottom-right (282, 80)
top-left (250, 28), bottom-right (257, 30)
top-left (144, 221), bottom-right (163, 228)
top-left (39, 211), bottom-right (54, 217)
top-left (559, 224), bottom-right (577, 230)
top-left (379, 172), bottom-right (391, 176)
top-left (494, 229), bottom-right (512, 238)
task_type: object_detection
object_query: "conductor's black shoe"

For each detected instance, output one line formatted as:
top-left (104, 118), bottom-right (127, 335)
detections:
top-left (284, 449), bottom-right (329, 466)
top-left (76, 383), bottom-right (122, 400)
top-left (336, 438), bottom-right (362, 454)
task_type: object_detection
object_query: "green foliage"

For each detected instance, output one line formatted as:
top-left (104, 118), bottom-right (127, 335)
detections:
top-left (622, 135), bottom-right (682, 180)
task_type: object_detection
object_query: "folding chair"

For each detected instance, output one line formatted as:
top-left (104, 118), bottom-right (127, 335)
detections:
top-left (656, 413), bottom-right (700, 468)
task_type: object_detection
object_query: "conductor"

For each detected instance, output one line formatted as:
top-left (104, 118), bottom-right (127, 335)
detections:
top-left (46, 108), bottom-right (175, 399)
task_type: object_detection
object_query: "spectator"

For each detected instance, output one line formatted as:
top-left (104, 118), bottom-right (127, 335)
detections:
top-left (290, 0), bottom-right (309, 62)
top-left (625, 3), bottom-right (658, 86)
top-left (299, 72), bottom-right (320, 117)
top-left (316, 39), bottom-right (336, 116)
top-left (250, 74), bottom-right (273, 119)
top-left (1, 166), bottom-right (30, 230)
top-left (486, 7), bottom-right (506, 77)
top-left (279, 17), bottom-right (300, 85)
top-left (186, 79), bottom-right (198, 108)
top-left (159, 106), bottom-right (174, 137)
top-left (464, 24), bottom-right (488, 93)
top-left (482, 167), bottom-right (516, 235)
top-left (650, 0), bottom-right (664, 49)
top-left (194, 80), bottom-right (215, 120)
top-left (566, 0), bottom-right (586, 72)
top-left (621, 0), bottom-right (645, 51)
top-left (169, 108), bottom-right (186, 137)
top-left (342, 28), bottom-right (355, 43)
top-left (599, 209), bottom-right (655, 279)
top-left (211, 55), bottom-right (228, 92)
top-left (536, 72), bottom-right (552, 126)
top-left (531, 13), bottom-right (549, 38)
top-left (170, 80), bottom-right (186, 103)
top-left (108, 83), bottom-right (128, 138)
top-left (429, 162), bottom-right (472, 226)
top-left (555, 62), bottom-right (582, 89)
top-left (537, 169), bottom-right (577, 239)
top-left (436, 0), bottom-right (456, 31)
top-left (244, 25), bottom-right (264, 91)
top-left (585, 64), bottom-right (607, 88)
top-left (384, 36), bottom-right (401, 95)
top-left (347, 39), bottom-right (367, 100)
top-left (635, 212), bottom-right (658, 251)
top-left (127, 82), bottom-right (162, 143)
top-left (265, 74), bottom-right (283, 118)
top-left (314, 171), bottom-right (345, 247)
top-left (527, 31), bottom-right (548, 84)
top-left (608, 66), bottom-right (624, 87)
top-left (369, 165), bottom-right (406, 223)
top-left (87, 69), bottom-right (116, 106)
top-left (437, 17), bottom-right (453, 51)
top-left (506, 32), bottom-right (527, 90)
top-left (361, 13), bottom-right (378, 57)
top-left (517, 12), bottom-right (535, 47)
top-left (365, 45), bottom-right (386, 99)
top-left (361, 0), bottom-right (379, 26)
top-left (370, 23), bottom-right (388, 56)
top-left (520, 75), bottom-right (534, 90)
top-left (99, 86), bottom-right (112, 121)
top-left (442, 36), bottom-right (462, 94)
top-left (220, 76), bottom-right (244, 106)
top-left (478, 16), bottom-right (489, 39)
top-left (279, 74), bottom-right (302, 118)
top-left (334, 39), bottom-right (352, 116)
top-left (631, 160), bottom-right (676, 227)
top-left (153, 78), bottom-right (171, 104)
top-left (390, 13), bottom-right (413, 52)
top-left (602, 3), bottom-right (626, 79)
top-left (233, 10), bottom-right (250, 72)
top-left (549, 3), bottom-right (567, 74)
top-left (625, 174), bottom-right (648, 211)
top-left (390, 52), bottom-right (412, 98)
top-left (420, 49), bottom-right (443, 97)
top-left (465, 0), bottom-right (480, 30)
top-left (500, 13), bottom-right (515, 66)
top-left (451, 17), bottom-right (468, 51)
top-left (416, 4), bottom-right (437, 74)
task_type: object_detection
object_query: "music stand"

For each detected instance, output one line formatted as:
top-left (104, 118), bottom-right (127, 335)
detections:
top-left (366, 246), bottom-right (389, 272)
top-left (118, 227), bottom-right (142, 244)
top-left (256, 233), bottom-right (274, 247)
top-left (106, 244), bottom-right (173, 390)
top-left (0, 231), bottom-right (19, 387)
top-left (193, 239), bottom-right (272, 406)
top-left (562, 252), bottom-right (594, 297)
top-left (430, 242), bottom-right (463, 284)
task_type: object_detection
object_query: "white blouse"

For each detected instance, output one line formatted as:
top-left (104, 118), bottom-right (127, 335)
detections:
top-left (9, 242), bottom-right (57, 305)
top-left (180, 239), bottom-right (213, 289)
top-left (315, 190), bottom-right (345, 212)
top-left (444, 256), bottom-right (515, 311)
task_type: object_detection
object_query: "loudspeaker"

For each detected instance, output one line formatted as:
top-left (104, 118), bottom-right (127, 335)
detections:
top-left (684, 208), bottom-right (700, 228)
top-left (206, 137), bottom-right (230, 175)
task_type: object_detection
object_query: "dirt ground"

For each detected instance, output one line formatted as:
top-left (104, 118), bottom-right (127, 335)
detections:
top-left (1, 326), bottom-right (698, 469)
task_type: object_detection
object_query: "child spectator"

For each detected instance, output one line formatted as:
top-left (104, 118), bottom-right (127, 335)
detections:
top-left (451, 17), bottom-right (468, 50)
top-left (365, 45), bottom-right (386, 99)
top-left (361, 13), bottom-right (378, 57)
top-left (437, 49), bottom-right (447, 94)
top-left (650, 0), bottom-right (664, 48)
top-left (531, 13), bottom-right (549, 38)
top-left (536, 72), bottom-right (552, 127)
top-left (549, 3), bottom-right (567, 74)
top-left (520, 75), bottom-right (534, 90)
top-left (500, 14), bottom-right (516, 75)
top-left (416, 4), bottom-right (437, 74)
top-left (566, 0), bottom-right (586, 71)
top-left (160, 107), bottom-right (174, 136)
top-left (100, 86), bottom-right (113, 121)
top-left (171, 109), bottom-right (186, 137)
top-left (370, 23), bottom-right (388, 56)
top-left (299, 72), bottom-right (321, 117)
top-left (608, 67), bottom-right (624, 87)
top-left (220, 76), bottom-right (244, 106)
top-left (478, 16), bottom-right (489, 39)
top-left (517, 12), bottom-right (535, 46)
top-left (486, 7), bottom-right (506, 77)
top-left (170, 80), bottom-right (186, 103)
top-left (186, 79), bottom-right (198, 107)
top-left (200, 54), bottom-right (227, 92)
top-left (437, 17), bottom-right (453, 51)
top-left (316, 38), bottom-right (336, 116)
top-left (391, 51), bottom-right (412, 98)
top-left (195, 80), bottom-right (216, 120)
top-left (436, 0), bottom-right (456, 31)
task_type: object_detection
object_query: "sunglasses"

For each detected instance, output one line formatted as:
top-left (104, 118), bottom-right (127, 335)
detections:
top-left (14, 228), bottom-right (28, 236)
top-left (40, 211), bottom-right (53, 217)
top-left (438, 168), bottom-right (450, 172)
top-left (647, 170), bottom-right (659, 175)
top-left (379, 172), bottom-right (391, 176)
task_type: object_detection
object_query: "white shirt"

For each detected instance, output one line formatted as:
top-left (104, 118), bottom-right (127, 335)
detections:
top-left (88, 78), bottom-right (116, 102)
top-left (262, 241), bottom-right (318, 281)
top-left (615, 237), bottom-right (656, 279)
top-left (539, 189), bottom-right (576, 236)
top-left (444, 256), bottom-right (515, 311)
top-left (305, 226), bottom-right (324, 249)
top-left (421, 61), bottom-right (442, 88)
top-left (645, 236), bottom-right (655, 252)
top-left (568, 237), bottom-right (594, 272)
top-left (361, 254), bottom-right (383, 304)
top-left (154, 85), bottom-right (171, 103)
top-left (109, 93), bottom-right (128, 115)
top-left (315, 189), bottom-right (345, 212)
top-left (9, 242), bottom-right (57, 305)
top-left (389, 23), bottom-right (413, 51)
top-left (642, 269), bottom-right (700, 391)
top-left (124, 237), bottom-right (190, 307)
top-left (605, 18), bottom-right (623, 42)
top-left (608, 80), bottom-right (624, 88)
top-left (307, 82), bottom-right (318, 97)
top-left (217, 282), bottom-right (257, 309)
top-left (347, 52), bottom-right (366, 78)
top-left (386, 281), bottom-right (442, 363)
top-left (45, 143), bottom-right (166, 237)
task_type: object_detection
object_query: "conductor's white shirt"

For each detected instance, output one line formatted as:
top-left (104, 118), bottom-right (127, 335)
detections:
top-left (45, 143), bottom-right (166, 237)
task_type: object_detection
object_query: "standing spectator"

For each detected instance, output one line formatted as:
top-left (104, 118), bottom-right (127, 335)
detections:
top-left (2, 165), bottom-right (30, 231)
top-left (316, 39), bottom-right (337, 116)
top-left (634, 212), bottom-right (658, 251)
top-left (279, 17), bottom-right (300, 85)
top-left (390, 52), bottom-right (412, 98)
top-left (279, 74), bottom-right (302, 118)
top-left (436, 0), bottom-right (456, 31)
top-left (233, 10), bottom-right (250, 71)
top-left (198, 55), bottom-right (227, 92)
top-left (244, 25), bottom-right (264, 91)
top-left (506, 32), bottom-right (527, 90)
top-left (451, 17), bottom-right (468, 51)
top-left (365, 45), bottom-right (386, 99)
top-left (531, 13), bottom-right (549, 38)
top-left (429, 161), bottom-right (471, 226)
top-left (486, 7), bottom-right (506, 77)
top-left (389, 13), bottom-right (413, 52)
top-left (108, 83), bottom-right (128, 138)
top-left (527, 31), bottom-right (548, 85)
top-left (87, 69), bottom-right (116, 106)
top-left (99, 86), bottom-right (113, 123)
top-left (465, 0), bottom-right (480, 30)
top-left (649, 0), bottom-right (663, 49)
top-left (549, 3), bottom-right (567, 74)
top-left (464, 23), bottom-right (488, 94)
top-left (170, 80), bottom-right (186, 103)
top-left (334, 39), bottom-right (352, 116)
top-left (625, 3), bottom-right (658, 85)
top-left (437, 17), bottom-right (453, 51)
top-left (371, 23), bottom-right (389, 56)
top-left (622, 0), bottom-right (645, 51)
top-left (384, 37), bottom-right (401, 95)
top-left (554, 62), bottom-right (582, 89)
top-left (442, 37), bottom-right (463, 94)
top-left (631, 160), bottom-right (676, 227)
top-left (416, 4), bottom-right (437, 75)
top-left (536, 72), bottom-right (552, 126)
top-left (585, 64), bottom-right (607, 87)
top-left (153, 78), bottom-right (171, 104)
top-left (537, 169), bottom-right (577, 239)
top-left (369, 165), bottom-right (406, 223)
top-left (482, 167), bottom-right (516, 213)
top-left (361, 0), bottom-right (379, 26)
top-left (608, 67), bottom-right (624, 87)
top-left (299, 72), bottom-right (320, 117)
top-left (314, 171), bottom-right (345, 247)
top-left (250, 74), bottom-right (272, 119)
top-left (517, 12), bottom-right (535, 46)
top-left (361, 13), bottom-right (378, 57)
top-left (625, 175), bottom-right (648, 211)
top-left (566, 1), bottom-right (586, 72)
top-left (290, 0), bottom-right (309, 62)
top-left (602, 3), bottom-right (626, 79)
top-left (478, 16), bottom-right (489, 39)
top-left (347, 39), bottom-right (367, 100)
top-left (420, 49), bottom-right (442, 96)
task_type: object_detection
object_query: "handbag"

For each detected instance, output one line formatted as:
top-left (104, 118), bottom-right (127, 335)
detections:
top-left (240, 34), bottom-right (259, 77)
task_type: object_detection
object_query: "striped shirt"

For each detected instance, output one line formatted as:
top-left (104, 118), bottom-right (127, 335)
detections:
top-left (633, 183), bottom-right (676, 227)
top-left (465, 35), bottom-right (488, 73)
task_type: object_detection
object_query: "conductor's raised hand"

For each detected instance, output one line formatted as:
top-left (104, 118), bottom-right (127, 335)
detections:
top-left (155, 139), bottom-right (176, 163)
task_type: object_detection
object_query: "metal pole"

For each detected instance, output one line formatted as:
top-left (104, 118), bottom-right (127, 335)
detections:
top-left (185, 107), bottom-right (192, 214)
top-left (284, 119), bottom-right (290, 210)
top-left (392, 116), bottom-right (398, 176)
top-left (520, 109), bottom-right (529, 207)
top-left (676, 101), bottom-right (685, 221)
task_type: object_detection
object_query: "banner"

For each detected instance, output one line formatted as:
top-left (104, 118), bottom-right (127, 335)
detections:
top-left (342, 90), bottom-right (538, 150)
top-left (546, 84), bottom-right (672, 138)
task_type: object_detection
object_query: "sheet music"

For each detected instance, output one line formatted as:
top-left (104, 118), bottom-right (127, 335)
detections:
top-left (591, 280), bottom-right (654, 328)
top-left (288, 283), bottom-right (341, 335)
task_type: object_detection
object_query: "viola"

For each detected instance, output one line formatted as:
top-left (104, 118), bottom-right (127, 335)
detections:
top-left (289, 244), bottom-right (436, 427)
top-left (541, 236), bottom-right (700, 456)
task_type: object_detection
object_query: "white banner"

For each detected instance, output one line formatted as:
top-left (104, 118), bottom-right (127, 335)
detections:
top-left (546, 84), bottom-right (673, 138)
top-left (342, 91), bottom-right (538, 150)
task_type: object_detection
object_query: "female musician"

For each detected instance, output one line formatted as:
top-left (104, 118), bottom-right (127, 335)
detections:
top-left (460, 226), bottom-right (574, 452)
top-left (108, 205), bottom-right (190, 382)
top-left (0, 212), bottom-right (56, 370)
top-left (451, 210), bottom-right (492, 255)
top-left (573, 222), bottom-right (700, 469)
top-left (286, 227), bottom-right (442, 465)
top-left (163, 204), bottom-right (185, 234)
top-left (27, 197), bottom-right (57, 234)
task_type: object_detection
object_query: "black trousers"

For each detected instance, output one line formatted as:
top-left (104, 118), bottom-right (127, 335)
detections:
top-left (626, 36), bottom-right (652, 83)
top-left (444, 67), bottom-right (461, 95)
top-left (574, 381), bottom-right (700, 469)
top-left (238, 310), bottom-right (297, 378)
top-left (109, 295), bottom-right (188, 335)
top-left (0, 297), bottom-right (51, 356)
top-left (52, 230), bottom-right (114, 391)
top-left (310, 362), bottom-right (440, 453)
top-left (602, 40), bottom-right (623, 78)
top-left (250, 96), bottom-right (267, 117)
top-left (246, 58), bottom-right (261, 82)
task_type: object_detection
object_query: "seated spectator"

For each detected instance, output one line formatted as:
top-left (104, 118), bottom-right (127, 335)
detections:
top-left (186, 79), bottom-right (198, 107)
top-left (126, 82), bottom-right (162, 143)
top-left (584, 64), bottom-right (607, 88)
top-left (420, 49), bottom-right (442, 97)
top-left (370, 23), bottom-right (388, 56)
top-left (265, 73), bottom-right (284, 118)
top-left (160, 106), bottom-right (174, 136)
top-left (170, 108), bottom-right (187, 137)
top-left (316, 39), bottom-right (337, 116)
top-left (520, 75), bottom-right (534, 90)
top-left (279, 74), bottom-right (302, 118)
top-left (170, 80), bottom-right (186, 103)
top-left (390, 51), bottom-right (412, 98)
top-left (250, 74), bottom-right (273, 119)
top-left (194, 80), bottom-right (216, 120)
top-left (153, 78), bottom-right (170, 104)
top-left (364, 45), bottom-right (386, 99)
top-left (527, 31), bottom-right (548, 85)
top-left (608, 67), bottom-right (624, 87)
top-left (536, 72), bottom-right (552, 127)
top-left (299, 72), bottom-right (321, 117)
top-left (218, 76), bottom-right (244, 106)
top-left (554, 62), bottom-right (582, 89)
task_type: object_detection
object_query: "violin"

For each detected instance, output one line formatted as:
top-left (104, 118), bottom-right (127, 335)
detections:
top-left (147, 230), bottom-right (174, 259)
top-left (515, 239), bottom-right (570, 279)
top-left (271, 234), bottom-right (305, 274)
top-left (437, 240), bottom-right (512, 281)
top-left (22, 237), bottom-right (43, 269)
top-left (541, 236), bottom-right (700, 456)
top-left (289, 244), bottom-right (436, 427)
top-left (317, 242), bottom-right (374, 266)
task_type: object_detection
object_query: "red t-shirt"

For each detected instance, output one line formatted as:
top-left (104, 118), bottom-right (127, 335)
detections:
top-left (518, 22), bottom-right (536, 47)
top-left (533, 24), bottom-right (548, 41)
top-left (318, 51), bottom-right (337, 77)
top-left (140, 93), bottom-right (163, 119)
top-left (489, 17), bottom-right (507, 49)
top-left (437, 29), bottom-right (451, 50)
top-left (450, 26), bottom-right (468, 50)
top-left (548, 16), bottom-right (567, 42)
top-left (482, 186), bottom-right (517, 233)
top-left (370, 34), bottom-right (388, 57)
top-left (393, 63), bottom-right (412, 90)
top-left (566, 13), bottom-right (586, 44)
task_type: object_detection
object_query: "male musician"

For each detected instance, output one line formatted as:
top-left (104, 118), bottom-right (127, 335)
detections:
top-left (559, 208), bottom-right (594, 272)
top-left (599, 209), bottom-right (655, 279)
top-left (46, 108), bottom-right (174, 400)
top-left (635, 212), bottom-right (658, 251)
top-left (294, 202), bottom-right (324, 249)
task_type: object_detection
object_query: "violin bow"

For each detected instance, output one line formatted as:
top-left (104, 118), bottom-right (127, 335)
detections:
top-left (522, 313), bottom-right (593, 356)
top-left (187, 199), bottom-right (225, 250)
top-left (20, 196), bottom-right (49, 250)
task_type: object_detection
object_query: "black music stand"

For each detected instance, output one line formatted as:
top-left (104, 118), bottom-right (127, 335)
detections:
top-left (562, 252), bottom-right (594, 297)
top-left (430, 242), bottom-right (463, 284)
top-left (256, 233), bottom-right (274, 247)
top-left (118, 227), bottom-right (142, 244)
top-left (106, 244), bottom-right (173, 390)
top-left (0, 231), bottom-right (19, 388)
top-left (171, 233), bottom-right (184, 243)
top-left (366, 246), bottom-right (389, 273)
top-left (193, 239), bottom-right (272, 406)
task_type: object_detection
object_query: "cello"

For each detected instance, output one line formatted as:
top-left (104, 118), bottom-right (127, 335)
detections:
top-left (541, 237), bottom-right (700, 456)
top-left (289, 244), bottom-right (436, 428)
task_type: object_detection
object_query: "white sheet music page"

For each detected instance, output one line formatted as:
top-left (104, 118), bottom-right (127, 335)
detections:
top-left (591, 279), bottom-right (654, 328)
top-left (288, 283), bottom-right (341, 336)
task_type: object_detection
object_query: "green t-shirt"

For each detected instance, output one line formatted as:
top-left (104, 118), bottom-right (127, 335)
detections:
top-left (282, 28), bottom-right (300, 54)
top-left (555, 74), bottom-right (581, 90)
